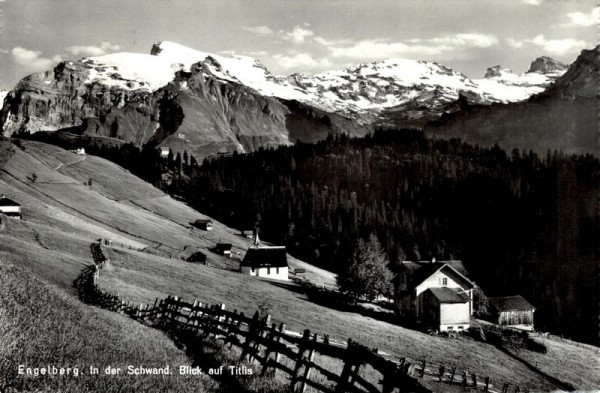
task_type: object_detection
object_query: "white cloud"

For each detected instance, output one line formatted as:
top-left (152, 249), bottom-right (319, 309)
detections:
top-left (272, 52), bottom-right (331, 70)
top-left (245, 50), bottom-right (269, 57)
top-left (506, 35), bottom-right (587, 55)
top-left (506, 38), bottom-right (525, 49)
top-left (530, 34), bottom-right (587, 54)
top-left (281, 25), bottom-right (315, 44)
top-left (318, 33), bottom-right (498, 60)
top-left (429, 33), bottom-right (499, 48)
top-left (11, 47), bottom-right (55, 71)
top-left (243, 26), bottom-right (274, 36)
top-left (65, 41), bottom-right (121, 57)
top-left (564, 7), bottom-right (599, 27)
top-left (328, 40), bottom-right (444, 59)
top-left (522, 0), bottom-right (542, 5)
top-left (244, 24), bottom-right (315, 44)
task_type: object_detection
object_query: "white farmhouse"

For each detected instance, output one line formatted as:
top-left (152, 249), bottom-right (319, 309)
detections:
top-left (240, 246), bottom-right (288, 281)
top-left (395, 260), bottom-right (475, 332)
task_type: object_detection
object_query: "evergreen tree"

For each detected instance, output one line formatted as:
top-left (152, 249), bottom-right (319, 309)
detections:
top-left (337, 234), bottom-right (394, 303)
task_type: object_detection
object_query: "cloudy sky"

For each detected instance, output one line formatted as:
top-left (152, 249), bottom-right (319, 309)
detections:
top-left (0, 0), bottom-right (597, 89)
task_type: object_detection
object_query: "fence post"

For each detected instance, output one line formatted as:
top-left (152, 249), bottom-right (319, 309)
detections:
top-left (484, 376), bottom-right (490, 392)
top-left (250, 314), bottom-right (270, 362)
top-left (472, 373), bottom-right (477, 389)
top-left (231, 312), bottom-right (244, 349)
top-left (262, 322), bottom-right (285, 377)
top-left (381, 361), bottom-right (402, 393)
top-left (290, 329), bottom-right (311, 392)
top-left (334, 338), bottom-right (355, 393)
top-left (217, 303), bottom-right (226, 332)
top-left (298, 333), bottom-right (318, 393)
top-left (420, 360), bottom-right (426, 378)
top-left (448, 366), bottom-right (457, 385)
top-left (438, 364), bottom-right (445, 382)
top-left (241, 311), bottom-right (260, 361)
top-left (171, 296), bottom-right (180, 327)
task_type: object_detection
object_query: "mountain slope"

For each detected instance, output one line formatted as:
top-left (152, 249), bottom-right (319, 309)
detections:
top-left (0, 41), bottom-right (571, 157)
top-left (0, 138), bottom-right (597, 392)
top-left (425, 46), bottom-right (599, 155)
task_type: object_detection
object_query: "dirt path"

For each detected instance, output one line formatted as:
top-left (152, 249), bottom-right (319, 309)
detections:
top-left (55, 155), bottom-right (86, 170)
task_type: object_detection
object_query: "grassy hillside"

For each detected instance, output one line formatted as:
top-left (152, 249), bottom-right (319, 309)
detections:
top-left (0, 138), bottom-right (598, 392)
top-left (0, 253), bottom-right (218, 393)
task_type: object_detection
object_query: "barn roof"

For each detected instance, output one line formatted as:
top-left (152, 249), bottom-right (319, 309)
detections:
top-left (489, 295), bottom-right (535, 312)
top-left (426, 287), bottom-right (471, 303)
top-left (241, 246), bottom-right (288, 268)
top-left (0, 197), bottom-right (20, 207)
top-left (195, 219), bottom-right (212, 224)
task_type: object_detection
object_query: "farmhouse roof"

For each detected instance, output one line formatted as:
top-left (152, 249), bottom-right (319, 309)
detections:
top-left (426, 287), bottom-right (471, 303)
top-left (241, 246), bottom-right (288, 268)
top-left (0, 196), bottom-right (20, 207)
top-left (488, 295), bottom-right (535, 312)
top-left (195, 219), bottom-right (212, 224)
top-left (401, 261), bottom-right (474, 290)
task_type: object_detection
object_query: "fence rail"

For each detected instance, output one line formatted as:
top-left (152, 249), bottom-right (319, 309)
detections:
top-left (75, 240), bottom-right (533, 393)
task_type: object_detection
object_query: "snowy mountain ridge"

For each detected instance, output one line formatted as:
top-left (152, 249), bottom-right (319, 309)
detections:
top-left (80, 41), bottom-right (566, 118)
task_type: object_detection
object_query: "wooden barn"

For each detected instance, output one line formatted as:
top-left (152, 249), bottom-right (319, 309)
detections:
top-left (488, 295), bottom-right (535, 331)
top-left (194, 219), bottom-right (213, 231)
top-left (395, 260), bottom-right (475, 331)
top-left (0, 195), bottom-right (21, 219)
top-left (240, 246), bottom-right (288, 281)
top-left (215, 243), bottom-right (232, 257)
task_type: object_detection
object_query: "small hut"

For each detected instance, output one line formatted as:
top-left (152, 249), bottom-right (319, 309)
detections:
top-left (215, 243), bottom-right (232, 257)
top-left (488, 295), bottom-right (535, 330)
top-left (0, 195), bottom-right (21, 219)
top-left (158, 147), bottom-right (170, 158)
top-left (194, 219), bottom-right (213, 231)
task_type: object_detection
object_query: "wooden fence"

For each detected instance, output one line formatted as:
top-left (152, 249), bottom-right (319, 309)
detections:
top-left (76, 241), bottom-right (532, 393)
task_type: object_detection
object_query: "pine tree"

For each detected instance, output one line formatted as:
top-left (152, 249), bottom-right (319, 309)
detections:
top-left (337, 234), bottom-right (394, 303)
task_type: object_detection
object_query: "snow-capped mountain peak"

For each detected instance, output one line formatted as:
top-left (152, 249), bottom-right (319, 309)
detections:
top-left (77, 41), bottom-right (567, 117)
top-left (474, 58), bottom-right (567, 102)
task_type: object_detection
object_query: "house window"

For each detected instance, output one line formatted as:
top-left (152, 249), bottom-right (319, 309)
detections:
top-left (276, 267), bottom-right (279, 274)
top-left (267, 267), bottom-right (271, 275)
top-left (447, 326), bottom-right (454, 330)
top-left (441, 277), bottom-right (448, 286)
top-left (458, 326), bottom-right (464, 330)
top-left (251, 268), bottom-right (255, 273)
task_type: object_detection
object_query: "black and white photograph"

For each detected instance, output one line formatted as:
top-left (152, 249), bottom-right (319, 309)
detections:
top-left (0, 1), bottom-right (598, 392)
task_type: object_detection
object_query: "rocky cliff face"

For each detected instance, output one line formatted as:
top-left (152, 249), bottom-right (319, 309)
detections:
top-left (0, 42), bottom-right (367, 158)
top-left (527, 56), bottom-right (568, 74)
top-left (425, 46), bottom-right (599, 155)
